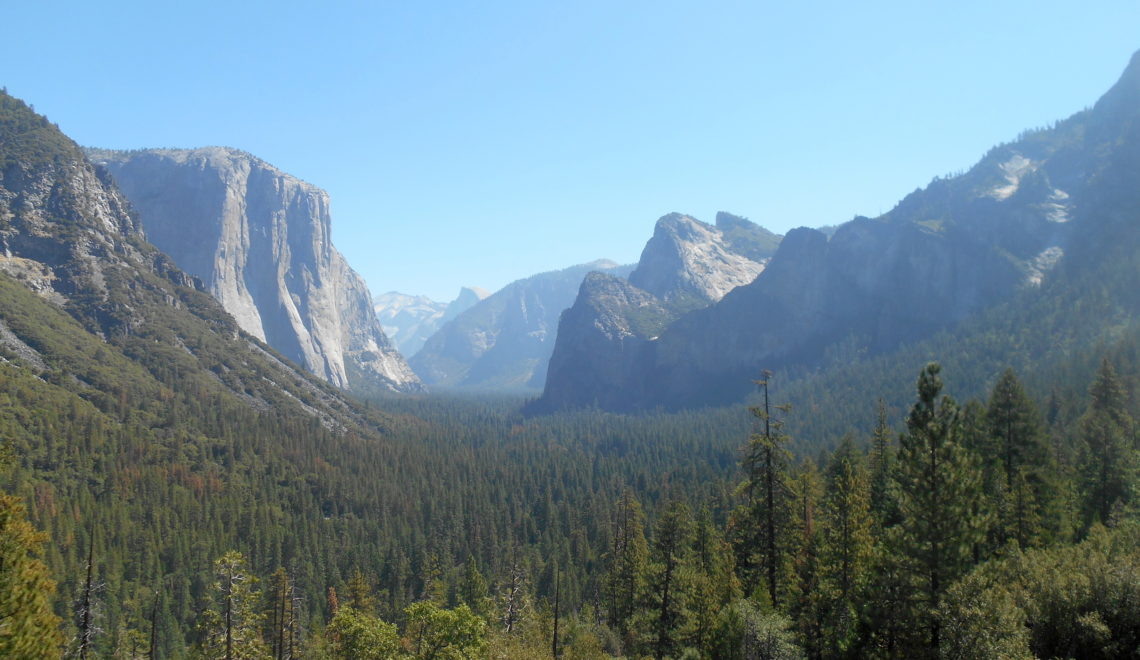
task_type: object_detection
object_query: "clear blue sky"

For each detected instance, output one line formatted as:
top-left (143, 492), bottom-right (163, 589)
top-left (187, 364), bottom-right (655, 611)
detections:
top-left (3, 2), bottom-right (1139, 301)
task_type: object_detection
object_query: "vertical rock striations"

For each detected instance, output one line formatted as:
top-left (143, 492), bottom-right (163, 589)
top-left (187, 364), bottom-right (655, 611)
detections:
top-left (89, 147), bottom-right (421, 393)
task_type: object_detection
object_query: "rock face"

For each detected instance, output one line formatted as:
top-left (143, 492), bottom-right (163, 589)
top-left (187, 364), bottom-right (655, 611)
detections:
top-left (88, 147), bottom-right (421, 393)
top-left (629, 212), bottom-right (771, 307)
top-left (410, 260), bottom-right (630, 390)
top-left (541, 272), bottom-right (673, 410)
top-left (540, 52), bottom-right (1140, 412)
top-left (0, 90), bottom-right (394, 430)
top-left (536, 213), bottom-right (778, 410)
top-left (374, 286), bottom-right (489, 356)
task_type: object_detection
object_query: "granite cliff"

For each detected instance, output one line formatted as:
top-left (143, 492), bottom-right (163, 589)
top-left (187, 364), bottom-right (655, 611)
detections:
top-left (539, 213), bottom-right (778, 409)
top-left (88, 147), bottom-right (421, 393)
top-left (539, 52), bottom-right (1140, 411)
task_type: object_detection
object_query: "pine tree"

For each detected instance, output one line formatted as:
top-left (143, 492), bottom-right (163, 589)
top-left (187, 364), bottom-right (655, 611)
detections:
top-left (345, 568), bottom-right (376, 614)
top-left (819, 436), bottom-right (873, 654)
top-left (458, 555), bottom-right (491, 620)
top-left (1078, 357), bottom-right (1137, 526)
top-left (0, 492), bottom-right (63, 658)
top-left (868, 398), bottom-right (895, 525)
top-left (604, 489), bottom-right (648, 637)
top-left (685, 509), bottom-right (740, 655)
top-left (787, 459), bottom-right (824, 658)
top-left (892, 363), bottom-right (986, 657)
top-left (733, 371), bottom-right (792, 607)
top-left (194, 551), bottom-right (267, 660)
top-left (640, 499), bottom-right (692, 660)
top-left (987, 368), bottom-right (1049, 546)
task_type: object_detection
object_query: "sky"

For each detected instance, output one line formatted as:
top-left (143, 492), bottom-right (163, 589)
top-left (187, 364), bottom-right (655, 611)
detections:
top-left (3, 2), bottom-right (1139, 302)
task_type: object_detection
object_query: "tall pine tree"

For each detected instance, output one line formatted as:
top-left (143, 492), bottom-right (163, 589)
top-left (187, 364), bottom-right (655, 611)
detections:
top-left (892, 363), bottom-right (986, 657)
top-left (1078, 357), bottom-right (1137, 526)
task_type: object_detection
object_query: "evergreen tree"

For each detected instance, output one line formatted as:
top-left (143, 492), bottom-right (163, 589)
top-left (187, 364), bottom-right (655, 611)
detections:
top-left (604, 489), bottom-right (647, 638)
top-left (734, 371), bottom-right (792, 607)
top-left (194, 551), bottom-right (267, 660)
top-left (345, 568), bottom-right (376, 614)
top-left (988, 368), bottom-right (1046, 491)
top-left (685, 508), bottom-right (740, 654)
top-left (640, 499), bottom-right (693, 660)
top-left (819, 436), bottom-right (873, 654)
top-left (457, 555), bottom-right (492, 621)
top-left (892, 363), bottom-right (986, 657)
top-left (987, 368), bottom-right (1049, 546)
top-left (787, 459), bottom-right (824, 658)
top-left (0, 492), bottom-right (63, 658)
top-left (868, 398), bottom-right (895, 525)
top-left (1078, 358), bottom-right (1137, 526)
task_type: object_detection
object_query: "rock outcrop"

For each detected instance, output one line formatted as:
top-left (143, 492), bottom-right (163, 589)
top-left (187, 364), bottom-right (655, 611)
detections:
top-left (89, 147), bottom-right (421, 393)
top-left (629, 213), bottom-right (771, 308)
top-left (536, 213), bottom-right (778, 410)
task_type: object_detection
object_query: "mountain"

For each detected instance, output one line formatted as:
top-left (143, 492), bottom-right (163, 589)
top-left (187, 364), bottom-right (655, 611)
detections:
top-left (628, 212), bottom-right (776, 309)
top-left (86, 147), bottom-right (421, 394)
top-left (374, 286), bottom-right (488, 356)
top-left (410, 260), bottom-right (631, 390)
top-left (538, 50), bottom-right (1140, 412)
top-left (0, 91), bottom-right (397, 435)
top-left (539, 212), bottom-right (779, 409)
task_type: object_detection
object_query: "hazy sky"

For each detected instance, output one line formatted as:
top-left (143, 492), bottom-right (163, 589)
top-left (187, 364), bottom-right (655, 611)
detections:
top-left (3, 2), bottom-right (1139, 301)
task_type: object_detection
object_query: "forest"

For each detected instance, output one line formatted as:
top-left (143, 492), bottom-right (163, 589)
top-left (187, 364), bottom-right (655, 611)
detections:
top-left (6, 306), bottom-right (1140, 658)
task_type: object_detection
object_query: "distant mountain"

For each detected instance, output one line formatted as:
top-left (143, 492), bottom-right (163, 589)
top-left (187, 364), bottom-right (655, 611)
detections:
top-left (538, 50), bottom-right (1140, 412)
top-left (410, 260), bottom-right (631, 390)
top-left (87, 147), bottom-right (421, 394)
top-left (374, 286), bottom-right (489, 356)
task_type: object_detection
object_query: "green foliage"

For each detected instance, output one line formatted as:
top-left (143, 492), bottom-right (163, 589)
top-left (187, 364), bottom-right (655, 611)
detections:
top-left (0, 90), bottom-right (79, 171)
top-left (404, 601), bottom-right (486, 659)
top-left (940, 523), bottom-right (1140, 659)
top-left (732, 374), bottom-right (793, 605)
top-left (325, 607), bottom-right (403, 660)
top-left (637, 498), bottom-right (693, 659)
top-left (193, 551), bottom-right (267, 660)
top-left (1078, 358), bottom-right (1138, 526)
top-left (710, 599), bottom-right (803, 660)
top-left (892, 363), bottom-right (987, 656)
top-left (0, 492), bottom-right (63, 658)
top-left (818, 436), bottom-right (874, 653)
top-left (603, 489), bottom-right (648, 639)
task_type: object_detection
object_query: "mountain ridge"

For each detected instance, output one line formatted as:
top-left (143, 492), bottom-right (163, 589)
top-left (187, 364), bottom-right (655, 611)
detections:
top-left (537, 50), bottom-right (1140, 412)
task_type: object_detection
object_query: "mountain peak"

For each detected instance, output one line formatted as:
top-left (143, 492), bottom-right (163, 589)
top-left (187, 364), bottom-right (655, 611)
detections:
top-left (1091, 49), bottom-right (1140, 123)
top-left (628, 212), bottom-right (767, 307)
top-left (714, 211), bottom-right (752, 230)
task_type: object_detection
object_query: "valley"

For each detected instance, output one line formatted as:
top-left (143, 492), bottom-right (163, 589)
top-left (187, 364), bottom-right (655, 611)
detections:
top-left (1, 36), bottom-right (1140, 660)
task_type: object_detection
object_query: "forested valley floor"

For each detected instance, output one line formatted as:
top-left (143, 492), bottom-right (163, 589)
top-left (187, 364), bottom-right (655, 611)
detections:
top-left (8, 316), bottom-right (1140, 658)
